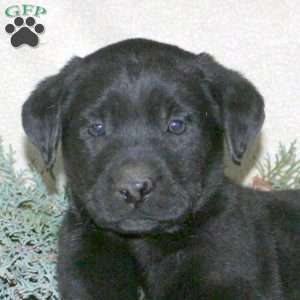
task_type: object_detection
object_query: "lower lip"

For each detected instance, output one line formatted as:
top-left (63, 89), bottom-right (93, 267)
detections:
top-left (118, 219), bottom-right (158, 233)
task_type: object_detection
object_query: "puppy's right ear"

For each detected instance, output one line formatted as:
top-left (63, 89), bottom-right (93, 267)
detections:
top-left (22, 57), bottom-right (82, 168)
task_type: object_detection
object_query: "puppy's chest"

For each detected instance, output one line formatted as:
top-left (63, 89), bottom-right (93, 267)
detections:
top-left (129, 237), bottom-right (195, 292)
top-left (129, 232), bottom-right (263, 293)
top-left (129, 236), bottom-right (193, 272)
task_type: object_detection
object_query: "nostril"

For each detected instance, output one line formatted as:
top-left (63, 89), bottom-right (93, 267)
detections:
top-left (119, 189), bottom-right (129, 199)
top-left (140, 178), bottom-right (153, 196)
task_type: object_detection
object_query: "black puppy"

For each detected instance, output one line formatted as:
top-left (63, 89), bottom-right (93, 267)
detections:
top-left (22, 39), bottom-right (300, 299)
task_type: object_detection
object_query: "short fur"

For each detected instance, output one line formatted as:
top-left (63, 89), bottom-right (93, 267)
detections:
top-left (22, 39), bottom-right (300, 299)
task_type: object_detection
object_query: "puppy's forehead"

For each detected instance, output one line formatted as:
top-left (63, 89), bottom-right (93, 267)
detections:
top-left (69, 39), bottom-right (205, 117)
top-left (87, 70), bottom-right (194, 117)
top-left (106, 68), bottom-right (186, 104)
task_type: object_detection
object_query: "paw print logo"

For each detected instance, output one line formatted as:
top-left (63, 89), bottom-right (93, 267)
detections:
top-left (5, 17), bottom-right (45, 47)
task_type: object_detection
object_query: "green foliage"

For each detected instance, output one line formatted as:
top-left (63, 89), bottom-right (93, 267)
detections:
top-left (0, 139), bottom-right (299, 299)
top-left (0, 139), bottom-right (66, 299)
top-left (257, 140), bottom-right (300, 189)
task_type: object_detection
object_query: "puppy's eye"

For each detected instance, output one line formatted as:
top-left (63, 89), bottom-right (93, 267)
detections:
top-left (88, 123), bottom-right (105, 136)
top-left (168, 119), bottom-right (186, 134)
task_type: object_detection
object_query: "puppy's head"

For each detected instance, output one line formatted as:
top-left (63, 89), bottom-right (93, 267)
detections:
top-left (22, 39), bottom-right (264, 235)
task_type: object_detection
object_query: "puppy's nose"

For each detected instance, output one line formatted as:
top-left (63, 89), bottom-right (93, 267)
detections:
top-left (119, 178), bottom-right (153, 204)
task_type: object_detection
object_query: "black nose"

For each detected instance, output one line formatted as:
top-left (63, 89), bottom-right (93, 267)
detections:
top-left (119, 178), bottom-right (153, 204)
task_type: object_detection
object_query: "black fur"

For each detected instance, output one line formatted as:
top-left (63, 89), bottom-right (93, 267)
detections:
top-left (22, 39), bottom-right (300, 299)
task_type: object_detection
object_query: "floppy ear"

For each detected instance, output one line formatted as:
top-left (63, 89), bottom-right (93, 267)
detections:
top-left (22, 57), bottom-right (82, 168)
top-left (198, 53), bottom-right (265, 165)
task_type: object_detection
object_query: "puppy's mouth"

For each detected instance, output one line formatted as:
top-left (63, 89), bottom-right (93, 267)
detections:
top-left (87, 193), bottom-right (192, 235)
top-left (106, 210), bottom-right (187, 235)
top-left (117, 218), bottom-right (159, 234)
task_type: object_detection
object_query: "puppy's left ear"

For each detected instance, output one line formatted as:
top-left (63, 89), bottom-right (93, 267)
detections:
top-left (22, 57), bottom-right (82, 168)
top-left (198, 53), bottom-right (265, 165)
